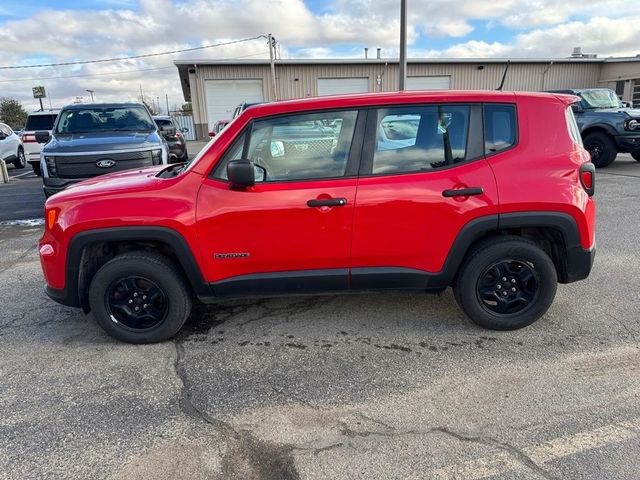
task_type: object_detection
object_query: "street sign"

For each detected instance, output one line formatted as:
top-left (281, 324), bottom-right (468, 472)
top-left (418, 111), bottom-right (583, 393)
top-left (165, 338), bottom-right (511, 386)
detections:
top-left (32, 86), bottom-right (46, 98)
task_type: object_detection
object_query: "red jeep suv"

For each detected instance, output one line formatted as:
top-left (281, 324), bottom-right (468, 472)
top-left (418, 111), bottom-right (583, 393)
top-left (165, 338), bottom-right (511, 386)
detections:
top-left (39, 91), bottom-right (596, 343)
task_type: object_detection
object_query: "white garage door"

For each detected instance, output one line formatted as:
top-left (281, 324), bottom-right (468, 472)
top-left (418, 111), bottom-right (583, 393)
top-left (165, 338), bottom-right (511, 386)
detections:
top-left (317, 78), bottom-right (369, 96)
top-left (406, 76), bottom-right (451, 90)
top-left (204, 79), bottom-right (264, 128)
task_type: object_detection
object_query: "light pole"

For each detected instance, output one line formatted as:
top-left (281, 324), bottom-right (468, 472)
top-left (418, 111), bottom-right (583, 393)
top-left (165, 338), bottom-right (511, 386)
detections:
top-left (86, 89), bottom-right (95, 102)
top-left (399, 0), bottom-right (407, 91)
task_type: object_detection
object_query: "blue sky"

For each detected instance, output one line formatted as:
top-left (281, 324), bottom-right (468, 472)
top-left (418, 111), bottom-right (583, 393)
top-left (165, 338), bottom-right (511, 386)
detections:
top-left (1, 0), bottom-right (639, 108)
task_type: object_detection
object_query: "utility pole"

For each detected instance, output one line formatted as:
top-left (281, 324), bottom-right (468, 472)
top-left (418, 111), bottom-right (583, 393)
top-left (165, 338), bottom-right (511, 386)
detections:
top-left (165, 94), bottom-right (170, 115)
top-left (268, 33), bottom-right (278, 101)
top-left (86, 89), bottom-right (95, 102)
top-left (399, 0), bottom-right (407, 91)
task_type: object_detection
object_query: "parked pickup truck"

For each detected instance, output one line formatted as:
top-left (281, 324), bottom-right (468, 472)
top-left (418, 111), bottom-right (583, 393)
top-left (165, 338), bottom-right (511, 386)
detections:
top-left (40, 91), bottom-right (596, 343)
top-left (547, 88), bottom-right (640, 167)
top-left (36, 103), bottom-right (169, 197)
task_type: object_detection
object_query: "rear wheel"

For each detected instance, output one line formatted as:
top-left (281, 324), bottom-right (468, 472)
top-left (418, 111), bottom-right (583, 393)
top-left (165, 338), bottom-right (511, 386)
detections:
top-left (13, 148), bottom-right (26, 169)
top-left (88, 252), bottom-right (192, 343)
top-left (453, 237), bottom-right (557, 330)
top-left (631, 151), bottom-right (640, 162)
top-left (584, 132), bottom-right (617, 168)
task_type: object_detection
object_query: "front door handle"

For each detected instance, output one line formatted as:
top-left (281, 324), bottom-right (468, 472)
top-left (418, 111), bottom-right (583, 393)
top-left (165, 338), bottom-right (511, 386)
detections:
top-left (307, 197), bottom-right (348, 207)
top-left (442, 187), bottom-right (483, 198)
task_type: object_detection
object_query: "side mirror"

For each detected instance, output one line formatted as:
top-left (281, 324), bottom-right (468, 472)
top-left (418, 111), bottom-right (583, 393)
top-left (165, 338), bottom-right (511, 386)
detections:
top-left (270, 140), bottom-right (285, 158)
top-left (621, 101), bottom-right (630, 108)
top-left (35, 131), bottom-right (51, 143)
top-left (227, 160), bottom-right (256, 187)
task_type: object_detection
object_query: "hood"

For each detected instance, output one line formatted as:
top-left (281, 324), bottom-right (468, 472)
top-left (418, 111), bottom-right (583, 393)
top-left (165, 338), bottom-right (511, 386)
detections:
top-left (50, 165), bottom-right (167, 200)
top-left (585, 107), bottom-right (640, 117)
top-left (45, 131), bottom-right (163, 154)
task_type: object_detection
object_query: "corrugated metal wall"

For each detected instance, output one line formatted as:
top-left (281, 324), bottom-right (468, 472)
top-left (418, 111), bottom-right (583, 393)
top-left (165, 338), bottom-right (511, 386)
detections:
top-left (187, 60), bottom-right (626, 138)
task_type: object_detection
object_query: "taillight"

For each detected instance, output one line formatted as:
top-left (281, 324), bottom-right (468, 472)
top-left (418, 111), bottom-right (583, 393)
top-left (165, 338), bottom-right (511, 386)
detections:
top-left (175, 131), bottom-right (182, 138)
top-left (22, 133), bottom-right (36, 143)
top-left (579, 162), bottom-right (595, 196)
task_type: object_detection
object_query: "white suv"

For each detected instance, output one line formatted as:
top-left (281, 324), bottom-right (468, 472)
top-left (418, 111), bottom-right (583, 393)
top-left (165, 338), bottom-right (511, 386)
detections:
top-left (0, 123), bottom-right (25, 169)
top-left (21, 109), bottom-right (60, 175)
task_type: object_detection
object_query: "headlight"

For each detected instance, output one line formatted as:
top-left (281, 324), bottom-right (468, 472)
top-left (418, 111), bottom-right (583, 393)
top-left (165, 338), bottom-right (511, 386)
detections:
top-left (626, 119), bottom-right (640, 131)
top-left (44, 156), bottom-right (57, 177)
top-left (151, 149), bottom-right (163, 165)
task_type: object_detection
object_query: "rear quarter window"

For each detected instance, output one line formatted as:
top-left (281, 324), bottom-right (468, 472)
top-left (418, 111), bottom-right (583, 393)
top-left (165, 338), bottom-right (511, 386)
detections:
top-left (565, 106), bottom-right (583, 146)
top-left (25, 114), bottom-right (58, 131)
top-left (483, 104), bottom-right (517, 154)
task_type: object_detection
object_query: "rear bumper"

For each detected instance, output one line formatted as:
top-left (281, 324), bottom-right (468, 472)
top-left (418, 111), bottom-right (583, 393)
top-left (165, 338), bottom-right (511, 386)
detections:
top-left (562, 244), bottom-right (595, 283)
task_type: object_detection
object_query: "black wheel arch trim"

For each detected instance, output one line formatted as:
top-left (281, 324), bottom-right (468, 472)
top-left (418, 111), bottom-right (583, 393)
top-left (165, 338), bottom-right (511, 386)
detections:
top-left (49, 226), bottom-right (210, 308)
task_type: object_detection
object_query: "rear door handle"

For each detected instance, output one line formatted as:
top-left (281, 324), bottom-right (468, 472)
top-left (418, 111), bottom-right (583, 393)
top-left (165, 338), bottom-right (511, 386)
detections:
top-left (307, 197), bottom-right (348, 207)
top-left (442, 187), bottom-right (483, 198)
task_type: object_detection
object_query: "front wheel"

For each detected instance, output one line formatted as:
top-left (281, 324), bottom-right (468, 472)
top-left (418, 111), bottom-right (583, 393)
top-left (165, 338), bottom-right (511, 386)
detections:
top-left (13, 148), bottom-right (26, 169)
top-left (584, 132), bottom-right (617, 168)
top-left (454, 237), bottom-right (557, 330)
top-left (631, 151), bottom-right (640, 162)
top-left (88, 252), bottom-right (192, 343)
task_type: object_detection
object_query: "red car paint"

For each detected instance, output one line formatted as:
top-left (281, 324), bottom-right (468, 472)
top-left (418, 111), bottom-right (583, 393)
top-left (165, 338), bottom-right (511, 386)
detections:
top-left (40, 90), bottom-right (595, 302)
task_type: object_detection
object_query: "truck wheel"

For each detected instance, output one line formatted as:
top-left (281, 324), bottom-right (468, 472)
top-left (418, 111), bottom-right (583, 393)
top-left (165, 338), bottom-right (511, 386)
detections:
top-left (584, 132), bottom-right (616, 168)
top-left (453, 236), bottom-right (557, 330)
top-left (31, 162), bottom-right (41, 176)
top-left (13, 148), bottom-right (26, 169)
top-left (631, 152), bottom-right (640, 162)
top-left (88, 252), bottom-right (192, 343)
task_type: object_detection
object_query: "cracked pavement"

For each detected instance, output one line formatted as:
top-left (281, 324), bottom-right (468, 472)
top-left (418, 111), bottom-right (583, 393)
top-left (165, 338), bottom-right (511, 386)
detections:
top-left (1, 156), bottom-right (640, 479)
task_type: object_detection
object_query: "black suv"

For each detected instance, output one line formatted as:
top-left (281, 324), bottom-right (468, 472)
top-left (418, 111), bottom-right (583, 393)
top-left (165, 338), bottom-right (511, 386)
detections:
top-left (153, 116), bottom-right (188, 163)
top-left (547, 88), bottom-right (640, 167)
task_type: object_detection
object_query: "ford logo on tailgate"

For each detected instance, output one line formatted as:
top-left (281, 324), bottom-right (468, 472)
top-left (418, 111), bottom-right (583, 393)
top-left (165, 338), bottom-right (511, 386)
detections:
top-left (96, 159), bottom-right (116, 168)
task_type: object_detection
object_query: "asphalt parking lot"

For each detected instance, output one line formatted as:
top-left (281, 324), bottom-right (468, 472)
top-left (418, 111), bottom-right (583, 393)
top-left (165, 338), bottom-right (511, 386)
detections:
top-left (1, 152), bottom-right (640, 480)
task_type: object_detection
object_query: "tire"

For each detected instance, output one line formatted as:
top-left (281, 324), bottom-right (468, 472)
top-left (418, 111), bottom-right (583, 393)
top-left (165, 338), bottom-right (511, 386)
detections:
top-left (13, 148), bottom-right (26, 169)
top-left (88, 252), bottom-right (192, 343)
top-left (31, 162), bottom-right (41, 176)
top-left (583, 132), bottom-right (617, 168)
top-left (631, 151), bottom-right (640, 162)
top-left (453, 236), bottom-right (557, 330)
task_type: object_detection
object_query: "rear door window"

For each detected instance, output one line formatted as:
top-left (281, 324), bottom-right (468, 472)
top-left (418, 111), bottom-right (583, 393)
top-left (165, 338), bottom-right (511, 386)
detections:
top-left (371, 105), bottom-right (470, 175)
top-left (483, 104), bottom-right (517, 154)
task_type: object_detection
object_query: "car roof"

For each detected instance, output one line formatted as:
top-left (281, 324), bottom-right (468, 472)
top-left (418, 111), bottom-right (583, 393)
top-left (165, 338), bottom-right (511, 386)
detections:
top-left (60, 102), bottom-right (146, 110)
top-left (27, 109), bottom-right (60, 116)
top-left (243, 90), bottom-right (566, 119)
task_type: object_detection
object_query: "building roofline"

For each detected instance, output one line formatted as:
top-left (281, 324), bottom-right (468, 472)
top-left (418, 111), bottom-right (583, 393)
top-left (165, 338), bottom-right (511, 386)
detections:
top-left (174, 57), bottom-right (617, 66)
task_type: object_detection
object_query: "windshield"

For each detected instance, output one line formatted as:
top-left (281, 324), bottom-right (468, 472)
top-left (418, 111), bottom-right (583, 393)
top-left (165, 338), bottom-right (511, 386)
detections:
top-left (25, 114), bottom-right (58, 131)
top-left (55, 106), bottom-right (155, 134)
top-left (579, 89), bottom-right (622, 109)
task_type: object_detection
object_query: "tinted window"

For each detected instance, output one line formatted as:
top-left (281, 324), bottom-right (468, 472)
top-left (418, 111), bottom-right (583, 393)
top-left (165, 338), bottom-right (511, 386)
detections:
top-left (372, 105), bottom-right (470, 175)
top-left (483, 104), bottom-right (516, 154)
top-left (56, 106), bottom-right (155, 134)
top-left (216, 110), bottom-right (358, 182)
top-left (24, 114), bottom-right (58, 131)
top-left (155, 119), bottom-right (173, 127)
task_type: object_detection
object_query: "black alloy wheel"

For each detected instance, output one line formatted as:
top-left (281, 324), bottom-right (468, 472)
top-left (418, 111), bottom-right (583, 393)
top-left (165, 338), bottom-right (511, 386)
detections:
top-left (106, 276), bottom-right (168, 331)
top-left (476, 260), bottom-right (539, 315)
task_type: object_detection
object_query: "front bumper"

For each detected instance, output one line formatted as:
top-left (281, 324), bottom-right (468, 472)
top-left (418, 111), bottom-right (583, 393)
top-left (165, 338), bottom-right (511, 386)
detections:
top-left (614, 135), bottom-right (640, 152)
top-left (42, 177), bottom-right (81, 197)
top-left (561, 244), bottom-right (596, 283)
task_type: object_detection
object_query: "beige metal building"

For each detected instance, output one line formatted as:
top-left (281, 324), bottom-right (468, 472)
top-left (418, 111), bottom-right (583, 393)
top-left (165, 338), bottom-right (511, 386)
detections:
top-left (175, 56), bottom-right (640, 139)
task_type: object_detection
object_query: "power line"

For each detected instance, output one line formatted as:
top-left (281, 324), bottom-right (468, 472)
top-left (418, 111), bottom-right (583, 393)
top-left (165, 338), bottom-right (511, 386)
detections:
top-left (0, 35), bottom-right (266, 70)
top-left (0, 50), bottom-right (270, 83)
